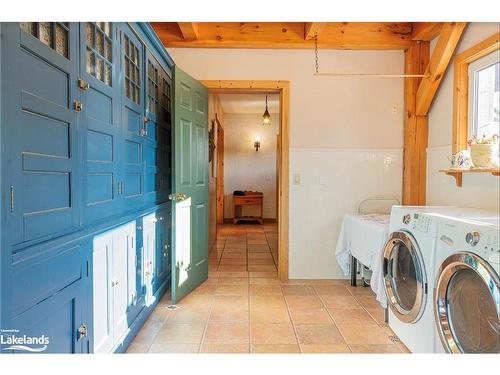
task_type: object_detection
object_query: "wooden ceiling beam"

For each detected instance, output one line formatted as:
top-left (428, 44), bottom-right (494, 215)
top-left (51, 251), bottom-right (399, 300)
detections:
top-left (177, 22), bottom-right (199, 40)
top-left (412, 22), bottom-right (444, 41)
top-left (304, 22), bottom-right (327, 40)
top-left (152, 22), bottom-right (414, 49)
top-left (415, 22), bottom-right (467, 116)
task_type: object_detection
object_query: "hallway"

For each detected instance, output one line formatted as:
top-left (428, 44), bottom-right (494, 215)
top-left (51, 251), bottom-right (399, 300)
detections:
top-left (210, 223), bottom-right (279, 275)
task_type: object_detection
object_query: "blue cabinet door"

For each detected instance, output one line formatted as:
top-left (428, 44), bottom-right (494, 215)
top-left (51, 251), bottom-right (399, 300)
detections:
top-left (3, 23), bottom-right (81, 245)
top-left (144, 50), bottom-right (161, 206)
top-left (157, 65), bottom-right (173, 203)
top-left (120, 24), bottom-right (146, 210)
top-left (79, 22), bottom-right (123, 223)
top-left (7, 280), bottom-right (87, 354)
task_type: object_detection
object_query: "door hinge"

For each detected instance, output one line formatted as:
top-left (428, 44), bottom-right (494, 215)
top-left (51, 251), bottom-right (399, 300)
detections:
top-left (73, 100), bottom-right (83, 112)
top-left (9, 186), bottom-right (14, 212)
top-left (78, 78), bottom-right (90, 91)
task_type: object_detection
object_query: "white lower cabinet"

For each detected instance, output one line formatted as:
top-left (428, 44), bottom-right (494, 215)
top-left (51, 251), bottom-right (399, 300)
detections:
top-left (142, 213), bottom-right (156, 306)
top-left (93, 222), bottom-right (136, 353)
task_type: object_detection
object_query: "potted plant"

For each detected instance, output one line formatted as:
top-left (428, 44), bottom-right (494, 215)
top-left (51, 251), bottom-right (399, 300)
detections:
top-left (468, 134), bottom-right (499, 168)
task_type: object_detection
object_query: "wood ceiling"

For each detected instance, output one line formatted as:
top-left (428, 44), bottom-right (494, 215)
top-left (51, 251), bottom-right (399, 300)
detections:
top-left (151, 22), bottom-right (444, 49)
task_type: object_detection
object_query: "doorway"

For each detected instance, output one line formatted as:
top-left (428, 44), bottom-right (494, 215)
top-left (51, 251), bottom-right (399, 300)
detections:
top-left (203, 80), bottom-right (290, 280)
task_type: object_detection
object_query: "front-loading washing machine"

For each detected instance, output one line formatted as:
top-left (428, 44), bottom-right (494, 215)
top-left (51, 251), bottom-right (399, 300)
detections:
top-left (383, 206), bottom-right (449, 353)
top-left (433, 216), bottom-right (499, 353)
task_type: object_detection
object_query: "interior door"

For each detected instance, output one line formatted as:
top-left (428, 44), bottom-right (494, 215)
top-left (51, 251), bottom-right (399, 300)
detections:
top-left (171, 66), bottom-right (209, 304)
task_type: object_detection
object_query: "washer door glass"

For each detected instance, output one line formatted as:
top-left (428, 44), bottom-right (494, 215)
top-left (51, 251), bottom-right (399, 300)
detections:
top-left (447, 268), bottom-right (500, 353)
top-left (388, 241), bottom-right (419, 311)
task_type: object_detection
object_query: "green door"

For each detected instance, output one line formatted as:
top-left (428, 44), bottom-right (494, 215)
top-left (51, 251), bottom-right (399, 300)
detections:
top-left (170, 66), bottom-right (209, 304)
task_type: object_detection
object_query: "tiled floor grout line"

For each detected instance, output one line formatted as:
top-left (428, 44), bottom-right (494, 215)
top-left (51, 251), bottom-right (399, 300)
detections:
top-left (315, 285), bottom-right (353, 353)
top-left (282, 289), bottom-right (304, 353)
top-left (263, 229), bottom-right (278, 270)
top-left (197, 290), bottom-right (216, 353)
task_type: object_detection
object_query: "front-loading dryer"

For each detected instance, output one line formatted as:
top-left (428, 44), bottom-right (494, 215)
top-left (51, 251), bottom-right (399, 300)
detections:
top-left (433, 216), bottom-right (499, 354)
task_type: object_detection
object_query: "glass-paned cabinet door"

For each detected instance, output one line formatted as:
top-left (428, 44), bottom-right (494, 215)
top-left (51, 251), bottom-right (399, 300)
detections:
top-left (85, 22), bottom-right (113, 86)
top-left (20, 22), bottom-right (69, 58)
top-left (123, 33), bottom-right (141, 105)
top-left (147, 58), bottom-right (159, 116)
top-left (79, 22), bottom-right (122, 223)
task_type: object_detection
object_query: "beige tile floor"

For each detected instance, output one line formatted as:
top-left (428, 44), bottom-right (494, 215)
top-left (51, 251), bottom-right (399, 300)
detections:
top-left (126, 223), bottom-right (410, 354)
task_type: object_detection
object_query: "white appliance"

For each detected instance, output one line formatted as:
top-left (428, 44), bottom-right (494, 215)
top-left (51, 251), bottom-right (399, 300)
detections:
top-left (433, 215), bottom-right (499, 353)
top-left (383, 206), bottom-right (445, 353)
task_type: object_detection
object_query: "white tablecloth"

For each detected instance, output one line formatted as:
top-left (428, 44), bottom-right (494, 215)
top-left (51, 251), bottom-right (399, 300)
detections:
top-left (335, 213), bottom-right (390, 308)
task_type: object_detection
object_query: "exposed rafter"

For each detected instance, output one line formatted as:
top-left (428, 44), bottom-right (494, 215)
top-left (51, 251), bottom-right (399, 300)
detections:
top-left (304, 22), bottom-right (326, 40)
top-left (416, 22), bottom-right (467, 116)
top-left (177, 22), bottom-right (199, 40)
top-left (151, 22), bottom-right (414, 49)
top-left (412, 22), bottom-right (443, 41)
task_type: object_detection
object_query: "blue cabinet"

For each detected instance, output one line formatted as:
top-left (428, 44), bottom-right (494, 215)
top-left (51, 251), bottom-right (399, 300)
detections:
top-left (2, 23), bottom-right (81, 245)
top-left (79, 22), bottom-right (123, 223)
top-left (4, 238), bottom-right (90, 354)
top-left (1, 22), bottom-right (175, 354)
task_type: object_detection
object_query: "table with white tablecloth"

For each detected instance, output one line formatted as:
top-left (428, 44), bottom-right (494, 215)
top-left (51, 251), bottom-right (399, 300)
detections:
top-left (335, 213), bottom-right (390, 308)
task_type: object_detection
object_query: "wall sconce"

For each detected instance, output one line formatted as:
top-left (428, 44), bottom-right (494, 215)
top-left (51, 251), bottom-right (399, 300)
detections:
top-left (254, 136), bottom-right (261, 152)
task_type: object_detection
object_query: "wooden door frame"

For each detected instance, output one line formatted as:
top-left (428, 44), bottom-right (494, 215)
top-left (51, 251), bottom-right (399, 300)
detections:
top-left (202, 80), bottom-right (290, 280)
top-left (215, 115), bottom-right (224, 224)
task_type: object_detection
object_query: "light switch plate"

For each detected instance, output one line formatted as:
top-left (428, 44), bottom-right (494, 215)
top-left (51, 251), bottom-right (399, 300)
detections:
top-left (319, 175), bottom-right (327, 185)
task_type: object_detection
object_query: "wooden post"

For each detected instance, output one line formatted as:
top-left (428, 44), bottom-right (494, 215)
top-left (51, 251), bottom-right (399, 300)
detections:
top-left (403, 42), bottom-right (430, 205)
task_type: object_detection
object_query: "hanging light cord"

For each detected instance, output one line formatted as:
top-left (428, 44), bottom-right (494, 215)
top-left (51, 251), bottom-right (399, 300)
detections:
top-left (312, 32), bottom-right (428, 78)
top-left (314, 33), bottom-right (319, 74)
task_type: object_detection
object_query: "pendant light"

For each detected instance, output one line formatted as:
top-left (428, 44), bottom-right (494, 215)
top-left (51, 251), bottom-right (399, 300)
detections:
top-left (262, 94), bottom-right (271, 125)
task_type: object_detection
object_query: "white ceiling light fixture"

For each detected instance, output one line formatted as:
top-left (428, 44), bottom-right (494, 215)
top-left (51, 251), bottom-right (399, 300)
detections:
top-left (312, 33), bottom-right (429, 78)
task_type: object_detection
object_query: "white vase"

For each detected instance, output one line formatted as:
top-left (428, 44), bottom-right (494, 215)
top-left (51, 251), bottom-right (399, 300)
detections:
top-left (470, 144), bottom-right (499, 168)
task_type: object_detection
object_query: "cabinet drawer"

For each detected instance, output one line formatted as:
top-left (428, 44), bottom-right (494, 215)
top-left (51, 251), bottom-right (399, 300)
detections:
top-left (234, 197), bottom-right (262, 205)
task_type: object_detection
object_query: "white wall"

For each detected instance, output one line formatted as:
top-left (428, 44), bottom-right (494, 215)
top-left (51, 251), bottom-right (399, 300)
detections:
top-left (427, 23), bottom-right (500, 211)
top-left (169, 48), bottom-right (404, 278)
top-left (223, 113), bottom-right (279, 220)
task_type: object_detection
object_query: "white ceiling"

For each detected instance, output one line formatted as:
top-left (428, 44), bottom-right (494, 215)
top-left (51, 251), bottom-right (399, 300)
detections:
top-left (218, 93), bottom-right (280, 114)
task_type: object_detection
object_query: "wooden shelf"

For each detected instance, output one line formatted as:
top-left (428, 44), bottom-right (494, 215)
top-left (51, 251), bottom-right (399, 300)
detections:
top-left (439, 167), bottom-right (500, 187)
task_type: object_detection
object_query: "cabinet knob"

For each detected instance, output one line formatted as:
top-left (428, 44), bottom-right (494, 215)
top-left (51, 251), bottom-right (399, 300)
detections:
top-left (73, 100), bottom-right (83, 112)
top-left (77, 324), bottom-right (88, 340)
top-left (78, 78), bottom-right (90, 91)
top-left (111, 280), bottom-right (119, 287)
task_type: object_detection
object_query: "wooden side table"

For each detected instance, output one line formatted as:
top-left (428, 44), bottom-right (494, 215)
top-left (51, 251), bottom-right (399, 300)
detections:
top-left (233, 192), bottom-right (263, 224)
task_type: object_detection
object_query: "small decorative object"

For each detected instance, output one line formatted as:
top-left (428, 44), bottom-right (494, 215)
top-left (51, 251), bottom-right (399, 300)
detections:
top-left (208, 119), bottom-right (216, 163)
top-left (254, 136), bottom-right (261, 151)
top-left (468, 134), bottom-right (499, 168)
top-left (262, 94), bottom-right (271, 125)
top-left (448, 150), bottom-right (473, 169)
